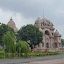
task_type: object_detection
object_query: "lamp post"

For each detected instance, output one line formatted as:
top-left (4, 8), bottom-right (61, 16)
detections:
top-left (20, 48), bottom-right (21, 55)
top-left (3, 45), bottom-right (6, 58)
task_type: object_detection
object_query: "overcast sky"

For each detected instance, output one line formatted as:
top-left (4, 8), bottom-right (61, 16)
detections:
top-left (0, 0), bottom-right (64, 38)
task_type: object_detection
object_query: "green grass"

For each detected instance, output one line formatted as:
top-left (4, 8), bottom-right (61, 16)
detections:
top-left (0, 50), bottom-right (5, 59)
top-left (0, 50), bottom-right (5, 53)
top-left (28, 51), bottom-right (59, 56)
top-left (28, 51), bottom-right (60, 58)
top-left (0, 51), bottom-right (62, 59)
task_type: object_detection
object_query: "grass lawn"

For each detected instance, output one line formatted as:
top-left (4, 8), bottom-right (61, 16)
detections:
top-left (29, 51), bottom-right (59, 55)
top-left (0, 50), bottom-right (5, 59)
top-left (0, 50), bottom-right (62, 59)
top-left (28, 51), bottom-right (61, 58)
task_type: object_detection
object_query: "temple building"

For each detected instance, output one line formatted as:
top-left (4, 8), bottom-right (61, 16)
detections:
top-left (34, 17), bottom-right (62, 51)
top-left (7, 18), bottom-right (18, 32)
top-left (7, 17), bottom-right (62, 52)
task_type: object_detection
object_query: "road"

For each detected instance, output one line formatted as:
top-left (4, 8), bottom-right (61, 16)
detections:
top-left (0, 53), bottom-right (64, 64)
top-left (24, 58), bottom-right (64, 64)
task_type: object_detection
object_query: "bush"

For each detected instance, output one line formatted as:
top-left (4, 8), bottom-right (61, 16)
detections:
top-left (16, 40), bottom-right (29, 53)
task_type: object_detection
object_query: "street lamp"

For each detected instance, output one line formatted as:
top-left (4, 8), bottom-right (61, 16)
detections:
top-left (3, 45), bottom-right (6, 58)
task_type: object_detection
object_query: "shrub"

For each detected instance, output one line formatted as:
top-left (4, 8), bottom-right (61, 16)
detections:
top-left (16, 40), bottom-right (29, 53)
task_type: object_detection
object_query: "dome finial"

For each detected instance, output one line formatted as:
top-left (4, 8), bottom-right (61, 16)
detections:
top-left (38, 17), bottom-right (40, 19)
top-left (10, 17), bottom-right (12, 20)
top-left (43, 8), bottom-right (44, 19)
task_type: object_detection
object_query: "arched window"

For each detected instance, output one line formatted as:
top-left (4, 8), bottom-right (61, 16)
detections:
top-left (45, 30), bottom-right (49, 35)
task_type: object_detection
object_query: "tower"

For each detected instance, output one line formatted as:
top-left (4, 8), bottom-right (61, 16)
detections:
top-left (7, 17), bottom-right (18, 32)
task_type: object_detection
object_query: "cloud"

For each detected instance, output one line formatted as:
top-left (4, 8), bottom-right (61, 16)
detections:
top-left (0, 8), bottom-right (35, 29)
top-left (55, 9), bottom-right (64, 15)
top-left (0, 0), bottom-right (55, 18)
top-left (0, 0), bottom-right (64, 38)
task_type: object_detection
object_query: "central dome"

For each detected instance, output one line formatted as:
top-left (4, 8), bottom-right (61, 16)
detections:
top-left (41, 18), bottom-right (53, 26)
top-left (35, 17), bottom-right (54, 29)
top-left (35, 17), bottom-right (53, 26)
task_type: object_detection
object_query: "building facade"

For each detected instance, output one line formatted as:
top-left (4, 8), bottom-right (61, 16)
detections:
top-left (7, 17), bottom-right (62, 51)
top-left (34, 17), bottom-right (62, 51)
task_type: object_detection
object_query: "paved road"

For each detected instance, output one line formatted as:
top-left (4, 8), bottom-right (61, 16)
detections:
top-left (25, 58), bottom-right (64, 64)
top-left (0, 54), bottom-right (64, 64)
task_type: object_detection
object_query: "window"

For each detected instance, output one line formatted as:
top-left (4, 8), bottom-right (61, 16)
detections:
top-left (46, 43), bottom-right (49, 48)
top-left (54, 43), bottom-right (57, 48)
top-left (48, 24), bottom-right (49, 26)
top-left (59, 43), bottom-right (61, 47)
top-left (41, 24), bottom-right (42, 26)
top-left (45, 30), bottom-right (49, 35)
top-left (42, 43), bottom-right (44, 47)
top-left (52, 33), bottom-right (53, 35)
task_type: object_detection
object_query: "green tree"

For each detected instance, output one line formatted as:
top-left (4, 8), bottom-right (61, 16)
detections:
top-left (61, 39), bottom-right (64, 47)
top-left (2, 31), bottom-right (16, 53)
top-left (0, 22), bottom-right (1, 25)
top-left (17, 24), bottom-right (43, 46)
top-left (16, 40), bottom-right (29, 53)
top-left (0, 23), bottom-right (14, 45)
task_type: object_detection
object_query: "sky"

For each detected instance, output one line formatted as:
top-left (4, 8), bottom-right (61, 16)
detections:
top-left (0, 0), bottom-right (64, 38)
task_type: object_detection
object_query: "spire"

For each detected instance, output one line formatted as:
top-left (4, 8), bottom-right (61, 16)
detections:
top-left (38, 17), bottom-right (40, 19)
top-left (10, 17), bottom-right (12, 20)
top-left (43, 8), bottom-right (44, 19)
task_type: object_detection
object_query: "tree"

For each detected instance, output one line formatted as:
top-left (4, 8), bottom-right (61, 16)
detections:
top-left (17, 24), bottom-right (43, 46)
top-left (0, 22), bottom-right (1, 25)
top-left (16, 40), bottom-right (29, 53)
top-left (0, 23), bottom-right (14, 45)
top-left (61, 39), bottom-right (64, 47)
top-left (2, 31), bottom-right (16, 53)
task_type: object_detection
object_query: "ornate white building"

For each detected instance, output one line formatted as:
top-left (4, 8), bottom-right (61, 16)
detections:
top-left (34, 17), bottom-right (62, 51)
